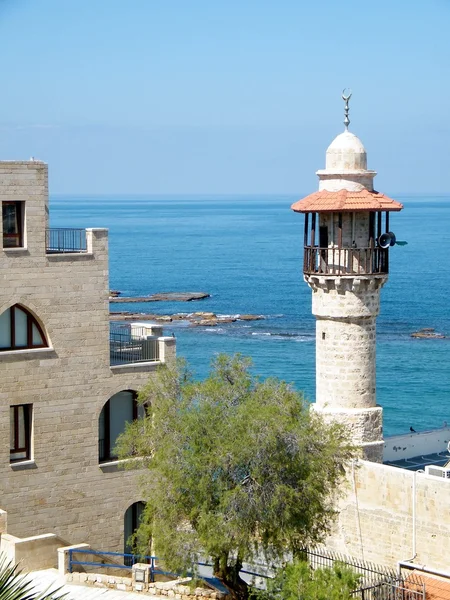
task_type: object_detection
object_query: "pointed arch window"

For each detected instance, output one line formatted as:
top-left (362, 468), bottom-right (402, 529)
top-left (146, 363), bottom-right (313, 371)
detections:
top-left (0, 304), bottom-right (47, 351)
top-left (99, 390), bottom-right (144, 463)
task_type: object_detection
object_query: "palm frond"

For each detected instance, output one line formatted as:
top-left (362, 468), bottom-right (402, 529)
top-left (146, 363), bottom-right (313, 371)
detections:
top-left (0, 553), bottom-right (67, 600)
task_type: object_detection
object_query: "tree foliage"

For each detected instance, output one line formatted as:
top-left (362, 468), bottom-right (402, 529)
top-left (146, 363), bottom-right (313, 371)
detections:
top-left (249, 560), bottom-right (361, 600)
top-left (117, 354), bottom-right (355, 599)
top-left (0, 553), bottom-right (66, 600)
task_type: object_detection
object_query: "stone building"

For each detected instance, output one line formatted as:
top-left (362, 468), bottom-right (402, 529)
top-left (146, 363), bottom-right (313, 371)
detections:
top-left (0, 159), bottom-right (175, 553)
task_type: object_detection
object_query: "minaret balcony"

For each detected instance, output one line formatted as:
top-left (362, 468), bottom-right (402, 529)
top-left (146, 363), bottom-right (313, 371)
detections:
top-left (303, 245), bottom-right (388, 276)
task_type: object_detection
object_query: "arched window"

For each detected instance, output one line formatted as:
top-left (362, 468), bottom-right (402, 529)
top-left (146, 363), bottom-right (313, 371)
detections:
top-left (0, 304), bottom-right (47, 351)
top-left (124, 501), bottom-right (146, 557)
top-left (98, 390), bottom-right (144, 462)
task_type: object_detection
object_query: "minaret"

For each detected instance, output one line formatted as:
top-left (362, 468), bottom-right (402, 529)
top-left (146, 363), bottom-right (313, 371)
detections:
top-left (291, 92), bottom-right (403, 462)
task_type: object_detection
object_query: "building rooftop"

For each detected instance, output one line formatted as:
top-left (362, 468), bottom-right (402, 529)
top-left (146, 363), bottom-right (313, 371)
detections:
top-left (407, 572), bottom-right (450, 600)
top-left (291, 189), bottom-right (404, 213)
top-left (384, 451), bottom-right (450, 471)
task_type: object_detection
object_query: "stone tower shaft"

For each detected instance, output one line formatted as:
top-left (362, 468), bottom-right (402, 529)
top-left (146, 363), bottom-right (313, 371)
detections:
top-left (309, 274), bottom-right (385, 461)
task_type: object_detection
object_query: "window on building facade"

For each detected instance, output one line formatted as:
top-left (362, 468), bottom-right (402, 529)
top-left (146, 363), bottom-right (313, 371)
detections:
top-left (0, 304), bottom-right (47, 351)
top-left (124, 501), bottom-right (146, 556)
top-left (10, 404), bottom-right (32, 462)
top-left (99, 391), bottom-right (144, 462)
top-left (2, 201), bottom-right (25, 248)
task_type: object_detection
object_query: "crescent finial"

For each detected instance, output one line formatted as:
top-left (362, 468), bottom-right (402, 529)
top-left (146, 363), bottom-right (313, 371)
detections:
top-left (341, 88), bottom-right (352, 131)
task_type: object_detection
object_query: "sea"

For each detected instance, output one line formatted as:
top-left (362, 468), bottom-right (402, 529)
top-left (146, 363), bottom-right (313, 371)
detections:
top-left (49, 194), bottom-right (450, 437)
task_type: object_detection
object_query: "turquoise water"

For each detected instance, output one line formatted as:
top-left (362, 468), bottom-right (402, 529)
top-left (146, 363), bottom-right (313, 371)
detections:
top-left (49, 194), bottom-right (450, 436)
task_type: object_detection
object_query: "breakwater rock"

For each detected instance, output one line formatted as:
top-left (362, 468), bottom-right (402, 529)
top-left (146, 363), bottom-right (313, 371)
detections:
top-left (411, 328), bottom-right (446, 339)
top-left (110, 292), bottom-right (210, 303)
top-left (110, 311), bottom-right (264, 327)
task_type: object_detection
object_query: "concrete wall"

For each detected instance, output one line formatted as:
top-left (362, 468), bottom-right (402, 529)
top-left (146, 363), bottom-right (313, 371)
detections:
top-left (328, 460), bottom-right (450, 571)
top-left (0, 161), bottom-right (175, 553)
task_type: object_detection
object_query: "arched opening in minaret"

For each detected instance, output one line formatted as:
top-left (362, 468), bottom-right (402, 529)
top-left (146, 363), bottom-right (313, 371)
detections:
top-left (303, 210), bottom-right (392, 276)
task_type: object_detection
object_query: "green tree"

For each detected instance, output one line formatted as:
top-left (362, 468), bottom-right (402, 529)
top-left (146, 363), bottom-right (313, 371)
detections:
top-left (249, 560), bottom-right (361, 600)
top-left (0, 553), bottom-right (65, 600)
top-left (117, 354), bottom-right (355, 600)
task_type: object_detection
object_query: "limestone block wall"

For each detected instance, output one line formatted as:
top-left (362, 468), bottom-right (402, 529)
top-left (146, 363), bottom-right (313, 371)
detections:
top-left (0, 161), bottom-right (48, 254)
top-left (328, 461), bottom-right (450, 572)
top-left (316, 317), bottom-right (376, 410)
top-left (0, 533), bottom-right (64, 571)
top-left (0, 161), bottom-right (174, 553)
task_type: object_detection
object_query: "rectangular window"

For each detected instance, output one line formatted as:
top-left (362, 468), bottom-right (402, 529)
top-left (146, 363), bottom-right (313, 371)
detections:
top-left (2, 202), bottom-right (24, 248)
top-left (10, 404), bottom-right (32, 462)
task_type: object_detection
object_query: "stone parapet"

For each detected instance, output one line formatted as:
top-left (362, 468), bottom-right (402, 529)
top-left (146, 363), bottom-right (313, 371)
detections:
top-left (306, 275), bottom-right (386, 319)
top-left (0, 532), bottom-right (65, 571)
top-left (66, 570), bottom-right (227, 598)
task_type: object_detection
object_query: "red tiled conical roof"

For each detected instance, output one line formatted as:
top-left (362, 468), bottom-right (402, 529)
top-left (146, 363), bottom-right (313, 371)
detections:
top-left (291, 189), bottom-right (403, 213)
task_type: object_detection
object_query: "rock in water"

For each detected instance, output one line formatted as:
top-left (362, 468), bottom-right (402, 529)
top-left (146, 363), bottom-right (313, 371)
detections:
top-left (110, 292), bottom-right (210, 303)
top-left (411, 328), bottom-right (445, 339)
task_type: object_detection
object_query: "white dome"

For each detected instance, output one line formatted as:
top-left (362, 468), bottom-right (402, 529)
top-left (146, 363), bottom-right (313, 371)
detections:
top-left (325, 131), bottom-right (367, 171)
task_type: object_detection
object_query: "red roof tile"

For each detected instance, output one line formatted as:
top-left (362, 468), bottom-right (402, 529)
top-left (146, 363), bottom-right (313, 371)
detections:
top-left (406, 572), bottom-right (450, 600)
top-left (291, 189), bottom-right (403, 213)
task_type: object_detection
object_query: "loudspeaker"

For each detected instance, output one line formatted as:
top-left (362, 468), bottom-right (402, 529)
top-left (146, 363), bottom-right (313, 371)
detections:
top-left (378, 232), bottom-right (396, 248)
top-left (387, 231), bottom-right (396, 246)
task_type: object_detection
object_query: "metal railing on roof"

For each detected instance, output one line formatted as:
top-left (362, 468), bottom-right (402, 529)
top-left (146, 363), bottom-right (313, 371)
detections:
top-left (110, 324), bottom-right (160, 366)
top-left (46, 228), bottom-right (87, 253)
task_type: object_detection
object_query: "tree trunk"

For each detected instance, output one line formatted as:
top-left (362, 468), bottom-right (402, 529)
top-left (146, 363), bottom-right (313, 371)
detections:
top-left (213, 553), bottom-right (249, 600)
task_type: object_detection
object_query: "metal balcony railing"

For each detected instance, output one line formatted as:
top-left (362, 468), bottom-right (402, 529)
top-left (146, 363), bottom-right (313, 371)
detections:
top-left (303, 246), bottom-right (389, 276)
top-left (46, 228), bottom-right (87, 253)
top-left (110, 324), bottom-right (160, 366)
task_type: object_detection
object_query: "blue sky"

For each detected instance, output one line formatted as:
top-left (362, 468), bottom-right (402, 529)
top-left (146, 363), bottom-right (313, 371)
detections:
top-left (0, 0), bottom-right (449, 194)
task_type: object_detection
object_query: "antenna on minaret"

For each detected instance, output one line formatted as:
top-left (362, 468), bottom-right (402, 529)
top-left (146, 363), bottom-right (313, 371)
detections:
top-left (342, 88), bottom-right (352, 131)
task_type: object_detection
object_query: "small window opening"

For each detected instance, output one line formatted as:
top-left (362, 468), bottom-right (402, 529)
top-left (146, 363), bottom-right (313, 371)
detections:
top-left (10, 404), bottom-right (32, 462)
top-left (3, 202), bottom-right (24, 248)
top-left (322, 332), bottom-right (326, 340)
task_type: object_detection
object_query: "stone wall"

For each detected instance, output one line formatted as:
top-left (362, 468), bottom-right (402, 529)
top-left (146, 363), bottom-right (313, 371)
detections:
top-left (306, 275), bottom-right (386, 461)
top-left (1, 533), bottom-right (64, 571)
top-left (328, 460), bottom-right (450, 571)
top-left (0, 161), bottom-right (175, 553)
top-left (66, 572), bottom-right (226, 598)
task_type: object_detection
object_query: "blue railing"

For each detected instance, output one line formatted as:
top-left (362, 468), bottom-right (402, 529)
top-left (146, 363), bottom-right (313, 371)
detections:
top-left (68, 549), bottom-right (163, 581)
top-left (68, 548), bottom-right (270, 585)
